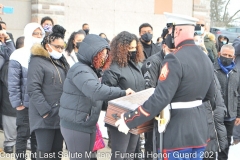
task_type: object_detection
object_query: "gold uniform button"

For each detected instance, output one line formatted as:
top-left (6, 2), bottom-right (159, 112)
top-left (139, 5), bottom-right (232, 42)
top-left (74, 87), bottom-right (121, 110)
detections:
top-left (135, 111), bottom-right (138, 114)
top-left (124, 117), bottom-right (127, 120)
top-left (129, 114), bottom-right (131, 117)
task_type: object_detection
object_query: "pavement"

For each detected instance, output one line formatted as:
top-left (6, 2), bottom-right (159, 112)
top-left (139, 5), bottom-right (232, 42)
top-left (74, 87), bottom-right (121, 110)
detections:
top-left (0, 130), bottom-right (111, 160)
top-left (0, 128), bottom-right (239, 160)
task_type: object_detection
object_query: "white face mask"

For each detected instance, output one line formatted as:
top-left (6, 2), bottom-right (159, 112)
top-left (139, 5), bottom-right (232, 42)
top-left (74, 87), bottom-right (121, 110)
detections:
top-left (201, 27), bottom-right (205, 35)
top-left (48, 44), bottom-right (63, 59)
top-left (195, 41), bottom-right (200, 45)
top-left (32, 37), bottom-right (43, 45)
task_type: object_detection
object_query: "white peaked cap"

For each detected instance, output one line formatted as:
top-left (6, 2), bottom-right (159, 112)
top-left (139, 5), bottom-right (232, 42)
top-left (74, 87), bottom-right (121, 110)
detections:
top-left (164, 12), bottom-right (199, 26)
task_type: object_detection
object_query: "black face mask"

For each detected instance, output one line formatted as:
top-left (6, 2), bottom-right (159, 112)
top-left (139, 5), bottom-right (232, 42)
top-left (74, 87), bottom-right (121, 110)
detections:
top-left (165, 34), bottom-right (175, 49)
top-left (76, 42), bottom-right (81, 49)
top-left (141, 33), bottom-right (153, 43)
top-left (84, 29), bottom-right (89, 35)
top-left (220, 56), bottom-right (233, 66)
top-left (129, 51), bottom-right (137, 61)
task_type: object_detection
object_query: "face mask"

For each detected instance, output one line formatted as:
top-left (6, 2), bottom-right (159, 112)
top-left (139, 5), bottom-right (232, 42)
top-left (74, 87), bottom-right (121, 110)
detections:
top-left (201, 27), bottom-right (205, 34)
top-left (43, 25), bottom-right (52, 33)
top-left (223, 41), bottom-right (227, 44)
top-left (195, 41), bottom-right (200, 45)
top-left (32, 37), bottom-right (43, 45)
top-left (48, 44), bottom-right (63, 59)
top-left (76, 42), bottom-right (81, 49)
top-left (141, 33), bottom-right (153, 43)
top-left (84, 29), bottom-right (89, 35)
top-left (165, 34), bottom-right (175, 49)
top-left (220, 56), bottom-right (233, 66)
top-left (100, 53), bottom-right (109, 67)
top-left (129, 51), bottom-right (137, 60)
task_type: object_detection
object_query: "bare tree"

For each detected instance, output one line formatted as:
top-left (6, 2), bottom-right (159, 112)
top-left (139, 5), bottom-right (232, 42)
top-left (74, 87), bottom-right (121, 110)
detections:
top-left (211, 0), bottom-right (240, 27)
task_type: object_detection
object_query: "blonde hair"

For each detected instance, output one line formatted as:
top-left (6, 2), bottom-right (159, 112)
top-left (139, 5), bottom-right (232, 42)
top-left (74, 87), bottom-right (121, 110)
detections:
top-left (207, 33), bottom-right (215, 42)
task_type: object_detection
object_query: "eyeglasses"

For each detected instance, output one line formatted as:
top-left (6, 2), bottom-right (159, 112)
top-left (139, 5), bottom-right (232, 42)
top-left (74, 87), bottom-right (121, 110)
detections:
top-left (197, 24), bottom-right (205, 27)
top-left (32, 32), bottom-right (44, 36)
top-left (50, 44), bottom-right (65, 51)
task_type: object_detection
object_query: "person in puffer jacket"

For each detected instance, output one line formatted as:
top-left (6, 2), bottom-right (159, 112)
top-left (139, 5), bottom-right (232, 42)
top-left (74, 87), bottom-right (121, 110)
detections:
top-left (8, 23), bottom-right (45, 160)
top-left (204, 73), bottom-right (228, 160)
top-left (59, 34), bottom-right (134, 160)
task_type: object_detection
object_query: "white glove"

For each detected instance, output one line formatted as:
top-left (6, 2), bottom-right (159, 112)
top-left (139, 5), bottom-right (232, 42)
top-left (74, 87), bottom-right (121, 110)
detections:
top-left (115, 113), bottom-right (130, 135)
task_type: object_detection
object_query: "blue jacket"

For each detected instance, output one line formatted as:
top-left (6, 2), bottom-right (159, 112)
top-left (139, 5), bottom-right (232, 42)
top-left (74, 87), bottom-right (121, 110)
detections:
top-left (8, 47), bottom-right (30, 108)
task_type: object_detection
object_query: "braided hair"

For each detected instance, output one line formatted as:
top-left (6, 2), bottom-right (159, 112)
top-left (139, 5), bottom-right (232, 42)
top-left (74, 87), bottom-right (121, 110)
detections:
top-left (42, 25), bottom-right (66, 50)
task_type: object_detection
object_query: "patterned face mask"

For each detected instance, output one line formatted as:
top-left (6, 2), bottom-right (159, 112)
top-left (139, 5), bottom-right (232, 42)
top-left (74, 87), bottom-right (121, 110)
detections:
top-left (101, 53), bottom-right (108, 66)
top-left (43, 25), bottom-right (52, 33)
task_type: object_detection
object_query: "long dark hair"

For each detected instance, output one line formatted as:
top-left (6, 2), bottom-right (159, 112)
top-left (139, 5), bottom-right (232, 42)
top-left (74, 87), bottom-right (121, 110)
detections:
top-left (65, 30), bottom-right (86, 55)
top-left (110, 31), bottom-right (144, 67)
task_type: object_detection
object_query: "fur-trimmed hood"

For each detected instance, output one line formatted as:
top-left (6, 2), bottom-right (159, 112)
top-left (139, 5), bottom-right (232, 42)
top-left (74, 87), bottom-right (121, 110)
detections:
top-left (31, 44), bottom-right (50, 58)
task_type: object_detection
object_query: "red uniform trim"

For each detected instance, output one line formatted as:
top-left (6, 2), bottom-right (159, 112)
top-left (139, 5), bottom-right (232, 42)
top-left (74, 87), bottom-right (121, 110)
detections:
top-left (163, 149), bottom-right (169, 160)
top-left (173, 43), bottom-right (196, 54)
top-left (163, 143), bottom-right (207, 152)
top-left (125, 112), bottom-right (140, 123)
top-left (159, 62), bottom-right (169, 81)
top-left (139, 106), bottom-right (150, 117)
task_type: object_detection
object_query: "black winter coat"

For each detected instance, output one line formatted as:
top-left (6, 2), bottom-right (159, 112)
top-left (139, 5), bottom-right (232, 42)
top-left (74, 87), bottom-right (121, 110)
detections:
top-left (214, 61), bottom-right (240, 118)
top-left (141, 40), bottom-right (161, 59)
top-left (0, 61), bottom-right (16, 117)
top-left (205, 73), bottom-right (228, 152)
top-left (27, 44), bottom-right (69, 133)
top-left (59, 34), bottom-right (126, 134)
top-left (102, 60), bottom-right (146, 111)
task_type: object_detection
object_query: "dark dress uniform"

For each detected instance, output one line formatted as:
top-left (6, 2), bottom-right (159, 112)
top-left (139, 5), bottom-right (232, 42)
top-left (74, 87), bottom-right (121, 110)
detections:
top-left (123, 40), bottom-right (215, 158)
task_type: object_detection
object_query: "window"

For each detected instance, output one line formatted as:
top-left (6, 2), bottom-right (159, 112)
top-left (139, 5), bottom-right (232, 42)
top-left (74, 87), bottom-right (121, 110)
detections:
top-left (227, 28), bottom-right (237, 32)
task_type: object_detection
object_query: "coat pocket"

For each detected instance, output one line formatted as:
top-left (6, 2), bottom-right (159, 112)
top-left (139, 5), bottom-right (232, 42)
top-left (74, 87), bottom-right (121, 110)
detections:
top-left (233, 90), bottom-right (239, 112)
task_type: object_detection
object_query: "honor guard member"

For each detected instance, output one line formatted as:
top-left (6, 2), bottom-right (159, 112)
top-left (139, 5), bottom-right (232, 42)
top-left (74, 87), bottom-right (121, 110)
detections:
top-left (141, 25), bottom-right (176, 160)
top-left (115, 12), bottom-right (215, 160)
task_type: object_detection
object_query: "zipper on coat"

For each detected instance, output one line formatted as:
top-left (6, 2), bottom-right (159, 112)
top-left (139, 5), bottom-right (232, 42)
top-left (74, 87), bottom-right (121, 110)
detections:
top-left (212, 78), bottom-right (221, 152)
top-left (211, 109), bottom-right (221, 152)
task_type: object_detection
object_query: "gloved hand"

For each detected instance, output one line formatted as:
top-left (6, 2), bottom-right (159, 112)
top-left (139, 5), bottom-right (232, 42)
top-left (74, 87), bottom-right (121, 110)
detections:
top-left (115, 113), bottom-right (130, 134)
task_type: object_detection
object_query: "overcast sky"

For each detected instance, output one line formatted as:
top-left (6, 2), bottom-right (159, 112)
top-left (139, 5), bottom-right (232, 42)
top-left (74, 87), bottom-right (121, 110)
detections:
top-left (227, 0), bottom-right (239, 15)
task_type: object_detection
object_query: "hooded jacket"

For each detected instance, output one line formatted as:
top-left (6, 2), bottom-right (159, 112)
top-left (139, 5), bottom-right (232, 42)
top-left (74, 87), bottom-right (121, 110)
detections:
top-left (8, 23), bottom-right (45, 108)
top-left (27, 44), bottom-right (69, 133)
top-left (59, 34), bottom-right (126, 133)
top-left (233, 38), bottom-right (240, 70)
top-left (204, 34), bottom-right (218, 59)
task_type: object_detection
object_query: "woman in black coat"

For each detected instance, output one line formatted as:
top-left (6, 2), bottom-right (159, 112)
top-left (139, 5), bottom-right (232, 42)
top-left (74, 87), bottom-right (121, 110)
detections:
top-left (27, 25), bottom-right (69, 160)
top-left (102, 31), bottom-right (145, 160)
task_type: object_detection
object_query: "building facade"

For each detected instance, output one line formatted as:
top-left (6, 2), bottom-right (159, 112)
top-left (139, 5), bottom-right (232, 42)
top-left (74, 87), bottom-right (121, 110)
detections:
top-left (1, 0), bottom-right (210, 42)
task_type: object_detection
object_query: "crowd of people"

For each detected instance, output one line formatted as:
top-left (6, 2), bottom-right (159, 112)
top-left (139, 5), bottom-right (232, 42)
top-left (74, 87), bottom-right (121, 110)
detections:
top-left (0, 6), bottom-right (240, 160)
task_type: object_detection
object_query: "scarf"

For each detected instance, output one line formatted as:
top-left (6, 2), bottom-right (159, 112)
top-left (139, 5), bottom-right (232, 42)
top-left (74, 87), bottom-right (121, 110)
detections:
top-left (218, 58), bottom-right (235, 74)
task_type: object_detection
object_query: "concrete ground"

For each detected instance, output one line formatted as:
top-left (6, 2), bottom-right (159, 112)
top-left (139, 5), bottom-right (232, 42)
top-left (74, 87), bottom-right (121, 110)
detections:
top-left (0, 129), bottom-right (239, 160)
top-left (0, 130), bottom-right (111, 160)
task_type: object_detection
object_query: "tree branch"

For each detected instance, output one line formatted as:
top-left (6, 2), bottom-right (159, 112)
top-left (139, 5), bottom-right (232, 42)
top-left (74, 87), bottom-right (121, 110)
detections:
top-left (223, 0), bottom-right (230, 21)
top-left (227, 9), bottom-right (240, 23)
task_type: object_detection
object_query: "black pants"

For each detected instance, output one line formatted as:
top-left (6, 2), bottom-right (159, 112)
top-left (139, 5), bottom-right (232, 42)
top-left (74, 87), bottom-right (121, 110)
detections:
top-left (218, 120), bottom-right (235, 160)
top-left (16, 108), bottom-right (37, 160)
top-left (108, 126), bottom-right (139, 160)
top-left (61, 127), bottom-right (96, 160)
top-left (144, 131), bottom-right (153, 160)
top-left (35, 129), bottom-right (63, 160)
